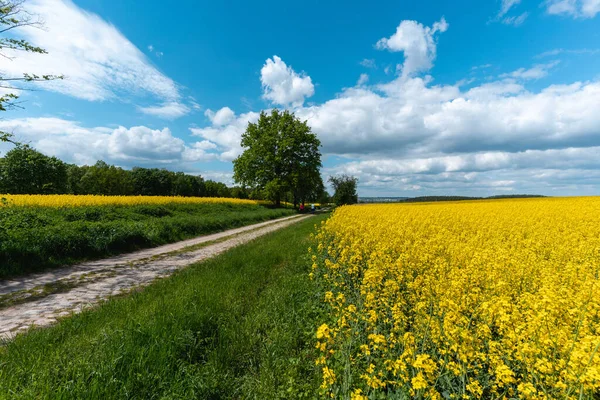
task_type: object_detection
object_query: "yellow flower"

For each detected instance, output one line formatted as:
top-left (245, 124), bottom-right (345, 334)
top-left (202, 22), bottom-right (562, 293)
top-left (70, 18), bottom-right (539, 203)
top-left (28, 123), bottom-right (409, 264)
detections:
top-left (466, 380), bottom-right (483, 398)
top-left (411, 372), bottom-right (428, 390)
top-left (517, 382), bottom-right (537, 398)
top-left (311, 197), bottom-right (600, 398)
top-left (316, 324), bottom-right (330, 339)
top-left (0, 194), bottom-right (257, 207)
top-left (321, 366), bottom-right (336, 389)
top-left (350, 388), bottom-right (368, 400)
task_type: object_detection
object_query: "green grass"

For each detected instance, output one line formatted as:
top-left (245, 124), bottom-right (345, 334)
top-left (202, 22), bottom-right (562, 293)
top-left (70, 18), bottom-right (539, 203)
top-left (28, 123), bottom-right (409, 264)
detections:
top-left (0, 203), bottom-right (295, 278)
top-left (0, 214), bottom-right (328, 399)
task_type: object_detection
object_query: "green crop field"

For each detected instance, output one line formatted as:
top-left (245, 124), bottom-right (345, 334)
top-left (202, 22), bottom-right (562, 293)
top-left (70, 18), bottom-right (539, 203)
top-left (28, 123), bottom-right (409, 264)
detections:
top-left (0, 202), bottom-right (294, 278)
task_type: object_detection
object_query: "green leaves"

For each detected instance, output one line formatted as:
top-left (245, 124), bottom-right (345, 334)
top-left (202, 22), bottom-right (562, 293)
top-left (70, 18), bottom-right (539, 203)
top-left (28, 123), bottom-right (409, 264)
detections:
top-left (329, 175), bottom-right (358, 205)
top-left (0, 145), bottom-right (69, 194)
top-left (0, 92), bottom-right (18, 112)
top-left (233, 109), bottom-right (323, 206)
top-left (0, 38), bottom-right (47, 54)
top-left (0, 0), bottom-right (63, 120)
top-left (0, 130), bottom-right (13, 142)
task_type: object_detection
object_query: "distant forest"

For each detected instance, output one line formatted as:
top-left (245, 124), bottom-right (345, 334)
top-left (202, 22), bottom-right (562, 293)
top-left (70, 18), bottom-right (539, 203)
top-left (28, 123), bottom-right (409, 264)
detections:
top-left (0, 145), bottom-right (248, 198)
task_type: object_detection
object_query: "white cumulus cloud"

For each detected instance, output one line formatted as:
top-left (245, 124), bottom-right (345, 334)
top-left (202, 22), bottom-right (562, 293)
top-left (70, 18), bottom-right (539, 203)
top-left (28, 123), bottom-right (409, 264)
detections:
top-left (0, 118), bottom-right (217, 167)
top-left (190, 111), bottom-right (260, 161)
top-left (375, 17), bottom-right (448, 77)
top-left (260, 56), bottom-right (314, 107)
top-left (204, 107), bottom-right (236, 126)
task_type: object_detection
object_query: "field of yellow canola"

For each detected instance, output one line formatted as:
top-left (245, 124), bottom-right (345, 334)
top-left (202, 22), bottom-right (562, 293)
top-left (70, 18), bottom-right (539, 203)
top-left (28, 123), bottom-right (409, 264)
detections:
top-left (310, 197), bottom-right (600, 399)
top-left (0, 194), bottom-right (258, 207)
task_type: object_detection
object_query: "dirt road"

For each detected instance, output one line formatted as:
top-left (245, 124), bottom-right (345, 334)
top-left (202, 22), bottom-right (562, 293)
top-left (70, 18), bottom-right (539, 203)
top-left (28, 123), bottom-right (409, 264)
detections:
top-left (0, 214), bottom-right (312, 340)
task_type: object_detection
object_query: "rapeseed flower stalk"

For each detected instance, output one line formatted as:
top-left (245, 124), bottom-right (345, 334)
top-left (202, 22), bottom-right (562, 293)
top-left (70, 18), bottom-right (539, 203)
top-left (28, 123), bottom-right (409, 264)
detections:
top-left (311, 197), bottom-right (600, 399)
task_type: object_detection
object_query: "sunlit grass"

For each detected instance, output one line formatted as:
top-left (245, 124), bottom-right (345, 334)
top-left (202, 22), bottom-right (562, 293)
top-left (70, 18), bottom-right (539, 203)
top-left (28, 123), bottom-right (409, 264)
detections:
top-left (0, 214), bottom-right (329, 399)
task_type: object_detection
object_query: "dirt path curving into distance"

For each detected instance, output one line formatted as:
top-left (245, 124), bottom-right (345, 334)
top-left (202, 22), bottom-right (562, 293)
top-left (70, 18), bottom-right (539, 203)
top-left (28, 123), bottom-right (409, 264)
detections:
top-left (0, 213), bottom-right (313, 340)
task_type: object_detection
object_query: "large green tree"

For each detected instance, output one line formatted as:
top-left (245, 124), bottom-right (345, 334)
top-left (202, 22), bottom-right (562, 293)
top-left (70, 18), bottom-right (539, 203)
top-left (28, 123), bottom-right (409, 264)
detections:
top-left (0, 145), bottom-right (67, 193)
top-left (233, 109), bottom-right (322, 207)
top-left (329, 174), bottom-right (358, 206)
top-left (1, 0), bottom-right (62, 143)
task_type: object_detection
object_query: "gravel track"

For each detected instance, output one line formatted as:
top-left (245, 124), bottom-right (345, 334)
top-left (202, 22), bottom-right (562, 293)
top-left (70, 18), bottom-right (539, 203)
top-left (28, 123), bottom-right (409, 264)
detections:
top-left (0, 214), bottom-right (312, 340)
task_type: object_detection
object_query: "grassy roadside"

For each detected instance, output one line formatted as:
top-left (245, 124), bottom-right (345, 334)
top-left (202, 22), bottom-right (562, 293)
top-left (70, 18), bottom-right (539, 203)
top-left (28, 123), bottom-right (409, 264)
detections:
top-left (0, 203), bottom-right (295, 278)
top-left (0, 214), bottom-right (328, 399)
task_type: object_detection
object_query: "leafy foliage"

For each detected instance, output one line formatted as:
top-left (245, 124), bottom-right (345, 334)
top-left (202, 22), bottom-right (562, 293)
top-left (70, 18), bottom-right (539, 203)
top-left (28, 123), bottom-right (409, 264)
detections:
top-left (329, 174), bottom-right (358, 205)
top-left (0, 145), bottom-right (68, 194)
top-left (0, 0), bottom-right (63, 142)
top-left (0, 146), bottom-right (252, 199)
top-left (233, 109), bottom-right (323, 206)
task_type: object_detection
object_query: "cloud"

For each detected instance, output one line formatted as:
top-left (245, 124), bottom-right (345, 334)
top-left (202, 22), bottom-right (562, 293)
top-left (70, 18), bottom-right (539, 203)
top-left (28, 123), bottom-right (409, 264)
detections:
top-left (491, 0), bottom-right (527, 26)
top-left (0, 118), bottom-right (217, 166)
top-left (471, 64), bottom-right (493, 71)
top-left (499, 0), bottom-right (522, 17)
top-left (190, 111), bottom-right (260, 161)
top-left (4, 0), bottom-right (181, 104)
top-left (328, 146), bottom-right (600, 195)
top-left (182, 141), bottom-right (218, 163)
top-left (375, 17), bottom-right (448, 77)
top-left (332, 147), bottom-right (600, 177)
top-left (197, 170), bottom-right (235, 185)
top-left (260, 56), bottom-right (314, 107)
top-left (536, 48), bottom-right (600, 57)
top-left (204, 58), bottom-right (600, 195)
top-left (204, 107), bottom-right (236, 126)
top-left (138, 102), bottom-right (191, 119)
top-left (463, 80), bottom-right (524, 99)
top-left (501, 12), bottom-right (529, 25)
top-left (147, 44), bottom-right (164, 58)
top-left (359, 59), bottom-right (377, 69)
top-left (107, 126), bottom-right (185, 161)
top-left (357, 74), bottom-right (369, 86)
top-left (545, 0), bottom-right (600, 18)
top-left (499, 61), bottom-right (560, 80)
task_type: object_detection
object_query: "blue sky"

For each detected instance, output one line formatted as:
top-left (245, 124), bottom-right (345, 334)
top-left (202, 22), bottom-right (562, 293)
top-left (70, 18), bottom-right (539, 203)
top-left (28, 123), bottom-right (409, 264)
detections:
top-left (1, 0), bottom-right (600, 196)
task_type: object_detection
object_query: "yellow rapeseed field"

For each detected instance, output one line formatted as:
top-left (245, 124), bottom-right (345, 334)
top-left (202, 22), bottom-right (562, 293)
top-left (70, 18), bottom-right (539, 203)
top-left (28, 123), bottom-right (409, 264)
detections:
top-left (0, 194), bottom-right (258, 207)
top-left (311, 197), bottom-right (600, 399)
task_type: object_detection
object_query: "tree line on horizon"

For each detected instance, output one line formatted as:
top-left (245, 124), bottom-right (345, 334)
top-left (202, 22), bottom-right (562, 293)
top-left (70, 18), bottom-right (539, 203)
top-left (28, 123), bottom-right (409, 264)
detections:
top-left (0, 144), bottom-right (340, 204)
top-left (0, 145), bottom-right (247, 199)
